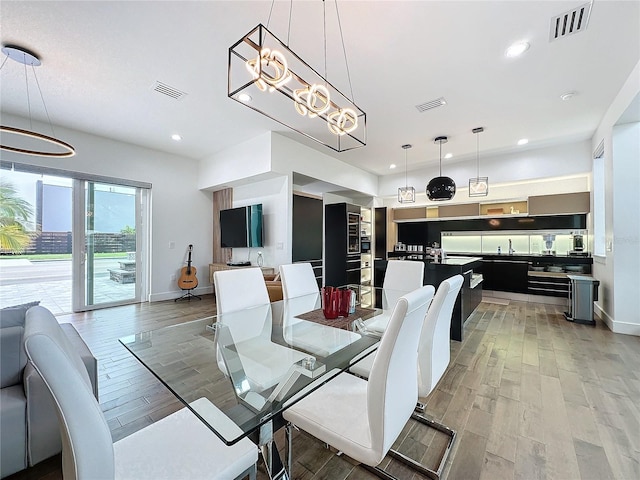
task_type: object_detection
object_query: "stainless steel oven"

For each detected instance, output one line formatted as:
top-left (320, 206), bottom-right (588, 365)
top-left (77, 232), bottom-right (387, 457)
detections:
top-left (361, 237), bottom-right (371, 253)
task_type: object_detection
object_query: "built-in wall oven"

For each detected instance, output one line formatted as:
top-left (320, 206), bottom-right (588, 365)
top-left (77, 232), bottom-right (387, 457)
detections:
top-left (361, 237), bottom-right (371, 253)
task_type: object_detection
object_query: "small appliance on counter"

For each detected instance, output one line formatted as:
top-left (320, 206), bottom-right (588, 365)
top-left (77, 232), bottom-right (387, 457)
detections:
top-left (572, 233), bottom-right (584, 251)
top-left (394, 242), bottom-right (406, 252)
top-left (542, 234), bottom-right (556, 255)
top-left (568, 233), bottom-right (586, 255)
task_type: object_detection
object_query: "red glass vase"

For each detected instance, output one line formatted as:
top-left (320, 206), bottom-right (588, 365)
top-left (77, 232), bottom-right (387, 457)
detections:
top-left (322, 287), bottom-right (339, 319)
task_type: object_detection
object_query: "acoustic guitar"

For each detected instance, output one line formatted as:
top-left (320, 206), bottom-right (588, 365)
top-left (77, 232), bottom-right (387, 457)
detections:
top-left (177, 244), bottom-right (198, 290)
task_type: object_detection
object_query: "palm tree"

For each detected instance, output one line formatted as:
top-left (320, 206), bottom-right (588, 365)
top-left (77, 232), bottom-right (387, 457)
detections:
top-left (0, 179), bottom-right (34, 253)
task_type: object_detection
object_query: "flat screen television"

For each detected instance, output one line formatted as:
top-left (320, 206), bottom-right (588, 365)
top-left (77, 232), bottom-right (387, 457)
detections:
top-left (220, 204), bottom-right (263, 248)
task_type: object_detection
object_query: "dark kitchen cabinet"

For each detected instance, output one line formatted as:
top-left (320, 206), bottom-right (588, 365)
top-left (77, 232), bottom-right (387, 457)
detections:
top-left (325, 202), bottom-right (362, 287)
top-left (374, 207), bottom-right (388, 260)
top-left (482, 259), bottom-right (529, 293)
top-left (293, 194), bottom-right (323, 287)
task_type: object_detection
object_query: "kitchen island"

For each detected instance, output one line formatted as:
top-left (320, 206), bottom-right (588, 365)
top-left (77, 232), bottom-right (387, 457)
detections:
top-left (375, 255), bottom-right (483, 341)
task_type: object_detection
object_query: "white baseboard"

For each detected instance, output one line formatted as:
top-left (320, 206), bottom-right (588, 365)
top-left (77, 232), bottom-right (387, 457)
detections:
top-left (594, 303), bottom-right (639, 336)
top-left (149, 285), bottom-right (213, 302)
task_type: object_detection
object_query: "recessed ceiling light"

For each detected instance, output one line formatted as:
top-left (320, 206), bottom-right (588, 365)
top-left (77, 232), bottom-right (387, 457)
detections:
top-left (517, 138), bottom-right (529, 146)
top-left (238, 93), bottom-right (252, 102)
top-left (389, 164), bottom-right (397, 169)
top-left (506, 41), bottom-right (530, 58)
top-left (560, 91), bottom-right (577, 101)
top-left (444, 153), bottom-right (453, 159)
top-left (171, 134), bottom-right (182, 141)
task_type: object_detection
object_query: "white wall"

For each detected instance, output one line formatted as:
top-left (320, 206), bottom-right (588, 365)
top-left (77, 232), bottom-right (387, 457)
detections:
top-left (1, 114), bottom-right (213, 302)
top-left (270, 133), bottom-right (379, 197)
top-left (231, 176), bottom-right (290, 268)
top-left (198, 132), bottom-right (276, 190)
top-left (591, 60), bottom-right (640, 335)
top-left (611, 122), bottom-right (640, 333)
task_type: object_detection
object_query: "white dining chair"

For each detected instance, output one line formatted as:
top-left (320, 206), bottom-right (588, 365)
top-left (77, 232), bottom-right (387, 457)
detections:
top-left (364, 259), bottom-right (425, 333)
top-left (214, 267), bottom-right (271, 314)
top-left (23, 310), bottom-right (258, 480)
top-left (282, 285), bottom-right (434, 478)
top-left (213, 268), bottom-right (308, 392)
top-left (280, 262), bottom-right (362, 357)
top-left (279, 262), bottom-right (319, 298)
top-left (350, 274), bottom-right (464, 479)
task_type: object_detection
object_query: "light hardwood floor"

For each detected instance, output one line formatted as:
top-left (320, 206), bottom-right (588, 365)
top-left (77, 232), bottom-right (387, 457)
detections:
top-left (8, 296), bottom-right (640, 480)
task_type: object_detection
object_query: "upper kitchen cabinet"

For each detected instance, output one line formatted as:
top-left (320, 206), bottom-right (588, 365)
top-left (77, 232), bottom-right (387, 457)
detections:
top-left (438, 203), bottom-right (480, 218)
top-left (393, 206), bottom-right (427, 221)
top-left (528, 192), bottom-right (590, 215)
top-left (479, 200), bottom-right (528, 216)
top-left (391, 192), bottom-right (590, 221)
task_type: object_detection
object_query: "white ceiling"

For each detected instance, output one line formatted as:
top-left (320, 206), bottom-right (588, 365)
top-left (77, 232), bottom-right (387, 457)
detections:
top-left (1, 1), bottom-right (639, 176)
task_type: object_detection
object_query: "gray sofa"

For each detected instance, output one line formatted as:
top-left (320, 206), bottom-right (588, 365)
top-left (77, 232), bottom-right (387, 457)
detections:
top-left (0, 304), bottom-right (98, 478)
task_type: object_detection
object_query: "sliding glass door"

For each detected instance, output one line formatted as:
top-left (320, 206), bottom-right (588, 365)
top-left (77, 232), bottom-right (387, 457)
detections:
top-left (1, 162), bottom-right (150, 313)
top-left (73, 180), bottom-right (149, 311)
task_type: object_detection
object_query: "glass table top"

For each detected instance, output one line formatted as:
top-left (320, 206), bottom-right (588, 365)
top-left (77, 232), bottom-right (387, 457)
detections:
top-left (118, 289), bottom-right (403, 446)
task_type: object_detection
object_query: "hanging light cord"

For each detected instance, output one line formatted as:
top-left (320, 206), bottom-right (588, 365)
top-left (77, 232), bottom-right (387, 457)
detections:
top-left (405, 148), bottom-right (408, 188)
top-left (266, 0), bottom-right (275, 29)
top-left (31, 63), bottom-right (56, 137)
top-left (476, 131), bottom-right (480, 178)
top-left (287, 0), bottom-right (293, 45)
top-left (323, 0), bottom-right (328, 82)
top-left (266, 0), bottom-right (294, 46)
top-left (439, 139), bottom-right (443, 176)
top-left (334, 0), bottom-right (355, 102)
top-left (23, 57), bottom-right (32, 130)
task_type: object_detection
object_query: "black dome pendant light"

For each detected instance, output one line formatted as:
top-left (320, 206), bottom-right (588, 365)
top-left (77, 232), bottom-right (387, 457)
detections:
top-left (426, 136), bottom-right (456, 201)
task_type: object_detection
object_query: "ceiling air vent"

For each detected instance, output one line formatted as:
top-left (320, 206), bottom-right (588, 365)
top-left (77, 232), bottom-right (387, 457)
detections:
top-left (152, 81), bottom-right (188, 101)
top-left (550, 2), bottom-right (593, 41)
top-left (415, 97), bottom-right (447, 113)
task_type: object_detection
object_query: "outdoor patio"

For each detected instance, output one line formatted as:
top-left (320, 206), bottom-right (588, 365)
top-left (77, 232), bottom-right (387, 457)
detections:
top-left (0, 257), bottom-right (136, 314)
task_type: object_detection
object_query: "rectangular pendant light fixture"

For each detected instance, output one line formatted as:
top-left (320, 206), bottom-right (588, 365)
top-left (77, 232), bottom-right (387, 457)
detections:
top-left (398, 144), bottom-right (415, 203)
top-left (469, 127), bottom-right (488, 197)
top-left (398, 187), bottom-right (416, 203)
top-left (228, 24), bottom-right (366, 152)
top-left (469, 177), bottom-right (489, 197)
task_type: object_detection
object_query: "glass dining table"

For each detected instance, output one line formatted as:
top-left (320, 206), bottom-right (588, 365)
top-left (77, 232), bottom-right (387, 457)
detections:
top-left (119, 287), bottom-right (401, 480)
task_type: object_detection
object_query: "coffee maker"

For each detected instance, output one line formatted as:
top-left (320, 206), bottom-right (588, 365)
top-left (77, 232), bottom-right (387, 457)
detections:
top-left (572, 234), bottom-right (584, 251)
top-left (569, 233), bottom-right (587, 255)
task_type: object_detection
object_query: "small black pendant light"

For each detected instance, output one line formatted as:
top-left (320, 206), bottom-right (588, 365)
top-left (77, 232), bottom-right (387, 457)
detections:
top-left (426, 136), bottom-right (456, 201)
